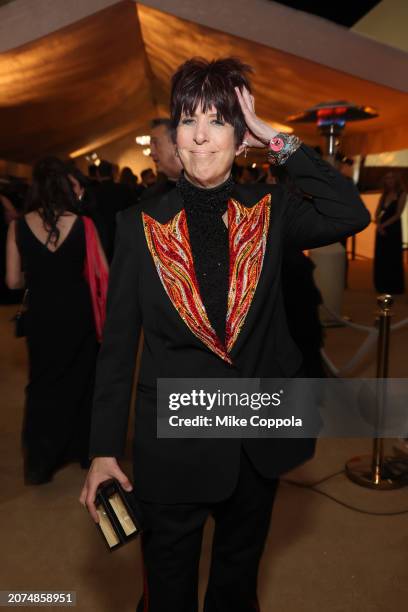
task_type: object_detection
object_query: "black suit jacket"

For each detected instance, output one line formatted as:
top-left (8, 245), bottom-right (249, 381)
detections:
top-left (94, 180), bottom-right (134, 261)
top-left (89, 145), bottom-right (370, 503)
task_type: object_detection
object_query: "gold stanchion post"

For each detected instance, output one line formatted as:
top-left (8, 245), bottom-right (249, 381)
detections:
top-left (345, 295), bottom-right (408, 489)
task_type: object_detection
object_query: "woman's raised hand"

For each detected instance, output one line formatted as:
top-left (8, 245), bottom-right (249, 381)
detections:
top-left (79, 457), bottom-right (133, 522)
top-left (235, 87), bottom-right (277, 149)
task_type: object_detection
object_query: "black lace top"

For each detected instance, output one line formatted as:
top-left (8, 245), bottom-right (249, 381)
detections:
top-left (177, 173), bottom-right (234, 345)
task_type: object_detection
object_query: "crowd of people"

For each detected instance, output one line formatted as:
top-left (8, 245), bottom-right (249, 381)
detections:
top-left (1, 116), bottom-right (406, 483)
top-left (1, 113), bottom-right (328, 486)
top-left (1, 112), bottom-right (406, 487)
top-left (0, 54), bottom-right (405, 612)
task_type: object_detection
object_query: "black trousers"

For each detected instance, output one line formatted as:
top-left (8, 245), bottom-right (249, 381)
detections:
top-left (136, 447), bottom-right (279, 612)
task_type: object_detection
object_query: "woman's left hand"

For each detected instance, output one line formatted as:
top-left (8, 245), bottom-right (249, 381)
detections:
top-left (235, 87), bottom-right (278, 148)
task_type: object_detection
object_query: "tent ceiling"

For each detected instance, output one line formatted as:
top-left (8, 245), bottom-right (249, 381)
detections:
top-left (0, 2), bottom-right (155, 163)
top-left (0, 0), bottom-right (407, 164)
top-left (138, 4), bottom-right (408, 156)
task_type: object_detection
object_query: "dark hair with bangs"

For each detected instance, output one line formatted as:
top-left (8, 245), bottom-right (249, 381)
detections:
top-left (170, 57), bottom-right (253, 145)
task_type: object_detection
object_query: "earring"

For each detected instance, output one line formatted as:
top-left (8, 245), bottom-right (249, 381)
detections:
top-left (242, 140), bottom-right (249, 158)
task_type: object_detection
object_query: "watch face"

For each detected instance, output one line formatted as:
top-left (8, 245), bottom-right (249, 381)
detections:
top-left (270, 137), bottom-right (284, 152)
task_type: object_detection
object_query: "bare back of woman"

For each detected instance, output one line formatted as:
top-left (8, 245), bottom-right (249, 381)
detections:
top-left (24, 211), bottom-right (79, 252)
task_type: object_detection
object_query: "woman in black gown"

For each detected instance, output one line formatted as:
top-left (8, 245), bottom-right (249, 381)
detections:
top-left (6, 158), bottom-right (105, 484)
top-left (374, 171), bottom-right (406, 294)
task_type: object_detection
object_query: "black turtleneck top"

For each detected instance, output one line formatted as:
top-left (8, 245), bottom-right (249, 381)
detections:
top-left (177, 173), bottom-right (234, 345)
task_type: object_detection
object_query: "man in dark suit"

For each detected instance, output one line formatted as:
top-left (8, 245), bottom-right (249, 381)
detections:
top-left (141, 118), bottom-right (183, 201)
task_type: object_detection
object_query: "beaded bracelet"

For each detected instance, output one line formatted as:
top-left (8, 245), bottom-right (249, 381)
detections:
top-left (267, 133), bottom-right (302, 165)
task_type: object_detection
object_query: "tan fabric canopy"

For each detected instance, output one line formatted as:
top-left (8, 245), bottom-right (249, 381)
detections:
top-left (1, 0), bottom-right (408, 164)
top-left (0, 2), bottom-right (155, 163)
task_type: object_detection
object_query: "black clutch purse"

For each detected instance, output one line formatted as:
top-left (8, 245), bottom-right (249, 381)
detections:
top-left (95, 479), bottom-right (143, 551)
top-left (11, 288), bottom-right (29, 338)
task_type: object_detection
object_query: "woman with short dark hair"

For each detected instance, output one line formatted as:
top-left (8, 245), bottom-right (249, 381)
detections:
top-left (80, 58), bottom-right (369, 611)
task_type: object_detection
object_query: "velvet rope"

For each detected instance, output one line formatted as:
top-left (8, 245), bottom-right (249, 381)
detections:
top-left (320, 305), bottom-right (408, 377)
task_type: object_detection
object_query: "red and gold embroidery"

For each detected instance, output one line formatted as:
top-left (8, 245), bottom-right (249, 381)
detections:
top-left (142, 194), bottom-right (271, 362)
top-left (142, 210), bottom-right (231, 363)
top-left (226, 194), bottom-right (271, 352)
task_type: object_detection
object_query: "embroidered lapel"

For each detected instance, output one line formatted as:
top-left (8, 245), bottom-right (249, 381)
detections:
top-left (142, 193), bottom-right (271, 362)
top-left (226, 194), bottom-right (271, 352)
top-left (142, 209), bottom-right (231, 363)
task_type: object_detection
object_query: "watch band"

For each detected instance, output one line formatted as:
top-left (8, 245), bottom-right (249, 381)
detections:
top-left (267, 133), bottom-right (302, 165)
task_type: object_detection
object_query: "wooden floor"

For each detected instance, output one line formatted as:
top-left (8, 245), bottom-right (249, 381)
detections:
top-left (1, 258), bottom-right (408, 612)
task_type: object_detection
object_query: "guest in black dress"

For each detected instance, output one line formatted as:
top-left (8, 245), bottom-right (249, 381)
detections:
top-left (6, 157), bottom-right (105, 484)
top-left (374, 171), bottom-right (407, 294)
